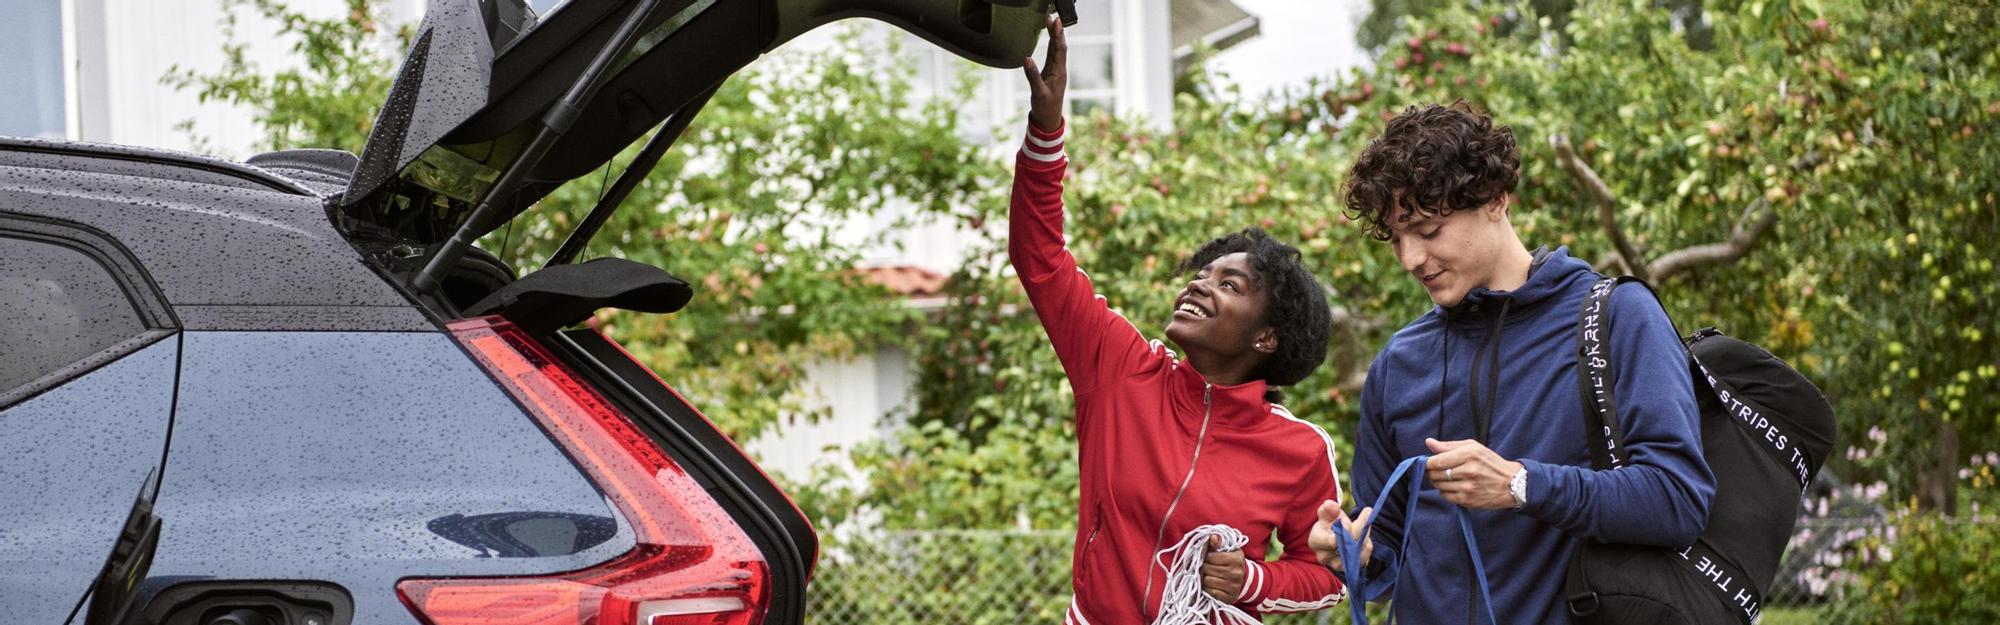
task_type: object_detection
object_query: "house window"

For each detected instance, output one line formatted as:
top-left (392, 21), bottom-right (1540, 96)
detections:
top-left (904, 1), bottom-right (1135, 146)
top-left (0, 0), bottom-right (69, 138)
top-left (1061, 0), bottom-right (1118, 118)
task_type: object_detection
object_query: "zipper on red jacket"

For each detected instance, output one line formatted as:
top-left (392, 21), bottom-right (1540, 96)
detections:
top-left (1083, 500), bottom-right (1105, 556)
top-left (1141, 383), bottom-right (1214, 619)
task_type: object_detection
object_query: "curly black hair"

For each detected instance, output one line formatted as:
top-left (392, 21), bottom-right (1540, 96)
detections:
top-left (1178, 228), bottom-right (1333, 403)
top-left (1343, 101), bottom-right (1520, 241)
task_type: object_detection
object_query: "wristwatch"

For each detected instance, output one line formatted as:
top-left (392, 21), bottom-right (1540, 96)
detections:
top-left (1509, 466), bottom-right (1529, 510)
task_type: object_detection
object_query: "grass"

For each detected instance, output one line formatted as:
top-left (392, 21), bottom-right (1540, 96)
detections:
top-left (1761, 606), bottom-right (1826, 625)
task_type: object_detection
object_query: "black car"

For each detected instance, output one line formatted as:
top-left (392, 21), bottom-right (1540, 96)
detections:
top-left (0, 1), bottom-right (1054, 623)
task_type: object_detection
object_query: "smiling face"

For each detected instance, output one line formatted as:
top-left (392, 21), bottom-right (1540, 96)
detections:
top-left (1387, 194), bottom-right (1515, 307)
top-left (1164, 252), bottom-right (1278, 370)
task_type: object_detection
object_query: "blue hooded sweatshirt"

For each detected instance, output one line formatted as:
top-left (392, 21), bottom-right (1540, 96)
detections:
top-left (1352, 247), bottom-right (1714, 624)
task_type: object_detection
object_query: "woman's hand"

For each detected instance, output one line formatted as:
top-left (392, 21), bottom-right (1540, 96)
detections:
top-left (1021, 15), bottom-right (1067, 133)
top-left (1309, 500), bottom-right (1373, 572)
top-left (1200, 535), bottom-right (1247, 602)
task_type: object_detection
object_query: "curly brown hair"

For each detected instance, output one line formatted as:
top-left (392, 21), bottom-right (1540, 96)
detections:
top-left (1342, 101), bottom-right (1520, 241)
top-left (1178, 228), bottom-right (1332, 402)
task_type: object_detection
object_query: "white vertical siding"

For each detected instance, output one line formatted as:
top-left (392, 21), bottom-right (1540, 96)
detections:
top-left (75, 0), bottom-right (423, 157)
top-left (746, 346), bottom-right (912, 483)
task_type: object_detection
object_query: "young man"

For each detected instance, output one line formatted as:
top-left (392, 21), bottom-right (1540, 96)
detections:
top-left (1310, 102), bottom-right (1715, 623)
top-left (1014, 17), bottom-right (1349, 624)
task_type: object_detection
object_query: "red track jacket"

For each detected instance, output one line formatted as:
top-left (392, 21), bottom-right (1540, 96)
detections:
top-left (1010, 120), bottom-right (1347, 624)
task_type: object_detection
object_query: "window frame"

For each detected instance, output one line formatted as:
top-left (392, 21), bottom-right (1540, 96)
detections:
top-left (0, 211), bottom-right (177, 408)
top-left (61, 0), bottom-right (79, 139)
top-left (1061, 32), bottom-right (1119, 112)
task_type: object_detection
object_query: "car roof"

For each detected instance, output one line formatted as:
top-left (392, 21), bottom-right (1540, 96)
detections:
top-left (0, 137), bottom-right (315, 196)
top-left (0, 139), bottom-right (429, 331)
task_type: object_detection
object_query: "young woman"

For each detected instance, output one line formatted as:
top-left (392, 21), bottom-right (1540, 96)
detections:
top-left (1011, 17), bottom-right (1349, 623)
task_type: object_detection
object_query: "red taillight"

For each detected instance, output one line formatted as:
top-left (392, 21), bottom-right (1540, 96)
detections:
top-left (402, 317), bottom-right (768, 625)
top-left (593, 323), bottom-right (817, 574)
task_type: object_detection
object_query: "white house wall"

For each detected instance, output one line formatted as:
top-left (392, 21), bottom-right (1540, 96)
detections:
top-left (73, 0), bottom-right (423, 157)
top-left (745, 345), bottom-right (911, 485)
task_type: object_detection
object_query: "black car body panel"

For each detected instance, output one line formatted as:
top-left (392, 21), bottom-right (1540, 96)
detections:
top-left (0, 337), bottom-right (177, 625)
top-left (140, 330), bottom-right (632, 624)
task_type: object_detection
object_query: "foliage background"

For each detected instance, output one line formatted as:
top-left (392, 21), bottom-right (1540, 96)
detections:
top-left (173, 0), bottom-right (1997, 620)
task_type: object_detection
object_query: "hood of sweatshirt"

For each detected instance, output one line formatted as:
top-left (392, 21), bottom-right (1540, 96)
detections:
top-left (1428, 246), bottom-right (1576, 442)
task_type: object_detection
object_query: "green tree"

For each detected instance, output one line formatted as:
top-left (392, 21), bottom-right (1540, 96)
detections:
top-left (1356, 0), bottom-right (1716, 57)
top-left (860, 0), bottom-right (1998, 532)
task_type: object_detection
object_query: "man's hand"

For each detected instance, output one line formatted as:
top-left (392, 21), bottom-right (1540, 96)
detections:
top-left (1308, 500), bottom-right (1373, 572)
top-left (1200, 535), bottom-right (1247, 602)
top-left (1425, 438), bottom-right (1526, 510)
top-left (1021, 16), bottom-right (1067, 133)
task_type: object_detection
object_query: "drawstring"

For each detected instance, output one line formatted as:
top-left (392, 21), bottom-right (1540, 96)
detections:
top-left (1432, 298), bottom-right (1512, 624)
top-left (1434, 310), bottom-right (1451, 441)
top-left (1467, 298), bottom-right (1510, 624)
top-left (1469, 299), bottom-right (1513, 443)
top-left (1436, 298), bottom-right (1512, 443)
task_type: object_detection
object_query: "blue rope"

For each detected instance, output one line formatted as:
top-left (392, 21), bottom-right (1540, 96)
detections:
top-left (1338, 455), bottom-right (1498, 625)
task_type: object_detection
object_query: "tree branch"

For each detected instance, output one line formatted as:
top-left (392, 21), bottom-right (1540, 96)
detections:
top-left (1646, 198), bottom-right (1776, 282)
top-left (1551, 135), bottom-right (1651, 282)
top-left (1551, 135), bottom-right (1811, 285)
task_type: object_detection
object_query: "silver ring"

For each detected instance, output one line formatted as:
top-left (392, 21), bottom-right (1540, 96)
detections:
top-left (1445, 467), bottom-right (1455, 481)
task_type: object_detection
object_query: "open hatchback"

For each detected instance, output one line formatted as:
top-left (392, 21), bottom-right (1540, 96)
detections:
top-left (332, 0), bottom-right (1068, 301)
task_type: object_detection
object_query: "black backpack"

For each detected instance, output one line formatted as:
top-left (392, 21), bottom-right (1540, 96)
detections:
top-left (1562, 276), bottom-right (1839, 625)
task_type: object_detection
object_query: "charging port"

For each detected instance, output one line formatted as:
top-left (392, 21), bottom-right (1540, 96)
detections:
top-left (141, 582), bottom-right (351, 625)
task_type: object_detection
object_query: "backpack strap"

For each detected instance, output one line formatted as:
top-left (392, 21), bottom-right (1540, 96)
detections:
top-left (1684, 330), bottom-right (1817, 493)
top-left (1575, 276), bottom-right (1645, 470)
top-left (1572, 277), bottom-right (1763, 625)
